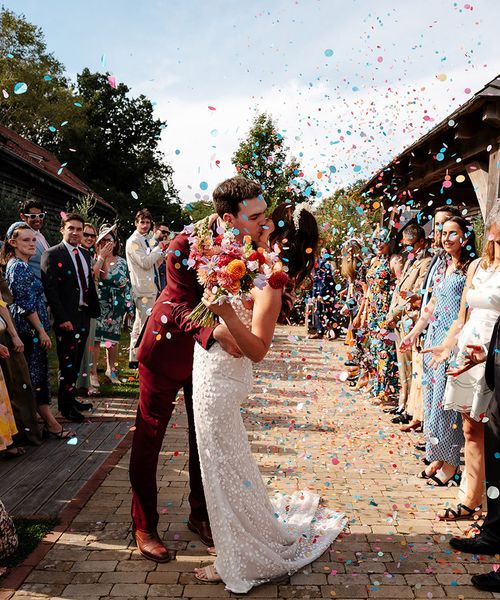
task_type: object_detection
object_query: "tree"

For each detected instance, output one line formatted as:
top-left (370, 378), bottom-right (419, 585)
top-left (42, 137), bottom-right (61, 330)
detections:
top-left (315, 181), bottom-right (381, 259)
top-left (58, 69), bottom-right (182, 232)
top-left (0, 8), bottom-right (84, 151)
top-left (181, 200), bottom-right (214, 224)
top-left (232, 113), bottom-right (314, 209)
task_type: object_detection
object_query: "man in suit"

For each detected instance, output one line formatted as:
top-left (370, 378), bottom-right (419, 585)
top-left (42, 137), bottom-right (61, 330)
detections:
top-left (385, 224), bottom-right (431, 419)
top-left (446, 317), bottom-right (500, 592)
top-left (150, 222), bottom-right (170, 291)
top-left (19, 199), bottom-right (50, 281)
top-left (41, 213), bottom-right (100, 422)
top-left (129, 176), bottom-right (267, 563)
top-left (125, 209), bottom-right (165, 368)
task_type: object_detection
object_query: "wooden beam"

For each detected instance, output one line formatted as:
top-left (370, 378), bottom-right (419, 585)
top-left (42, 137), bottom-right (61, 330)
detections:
top-left (487, 147), bottom-right (500, 216)
top-left (466, 161), bottom-right (489, 218)
top-left (483, 102), bottom-right (500, 128)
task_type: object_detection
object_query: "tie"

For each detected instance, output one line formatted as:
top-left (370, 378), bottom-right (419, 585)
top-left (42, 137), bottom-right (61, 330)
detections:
top-left (145, 238), bottom-right (160, 292)
top-left (73, 248), bottom-right (89, 305)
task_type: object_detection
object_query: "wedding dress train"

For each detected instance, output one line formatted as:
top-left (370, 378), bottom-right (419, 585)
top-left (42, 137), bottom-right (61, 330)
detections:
top-left (192, 298), bottom-right (345, 594)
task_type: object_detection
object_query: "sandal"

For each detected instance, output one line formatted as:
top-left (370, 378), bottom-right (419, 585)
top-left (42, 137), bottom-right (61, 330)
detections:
top-left (207, 546), bottom-right (217, 556)
top-left (194, 564), bottom-right (222, 584)
top-left (0, 446), bottom-right (26, 458)
top-left (44, 426), bottom-right (75, 440)
top-left (437, 503), bottom-right (483, 521)
top-left (417, 468), bottom-right (434, 480)
top-left (426, 467), bottom-right (461, 487)
top-left (401, 420), bottom-right (422, 433)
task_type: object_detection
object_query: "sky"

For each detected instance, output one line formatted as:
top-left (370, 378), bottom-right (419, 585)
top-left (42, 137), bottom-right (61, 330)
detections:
top-left (7, 0), bottom-right (500, 205)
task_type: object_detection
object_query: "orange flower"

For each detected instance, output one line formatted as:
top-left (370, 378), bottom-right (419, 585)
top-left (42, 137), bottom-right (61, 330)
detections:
top-left (217, 271), bottom-right (241, 294)
top-left (226, 259), bottom-right (246, 279)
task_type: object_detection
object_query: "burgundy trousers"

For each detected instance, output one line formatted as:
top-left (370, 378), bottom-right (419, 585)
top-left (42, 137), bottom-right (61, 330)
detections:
top-left (129, 363), bottom-right (208, 533)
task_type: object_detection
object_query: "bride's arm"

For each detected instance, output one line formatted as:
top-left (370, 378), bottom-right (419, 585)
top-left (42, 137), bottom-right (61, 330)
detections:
top-left (203, 285), bottom-right (282, 362)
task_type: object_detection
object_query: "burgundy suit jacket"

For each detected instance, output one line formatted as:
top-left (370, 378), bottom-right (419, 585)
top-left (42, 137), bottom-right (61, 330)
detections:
top-left (136, 232), bottom-right (213, 382)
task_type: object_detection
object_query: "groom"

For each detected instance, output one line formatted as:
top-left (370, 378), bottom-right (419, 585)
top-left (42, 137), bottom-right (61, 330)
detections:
top-left (129, 176), bottom-right (267, 562)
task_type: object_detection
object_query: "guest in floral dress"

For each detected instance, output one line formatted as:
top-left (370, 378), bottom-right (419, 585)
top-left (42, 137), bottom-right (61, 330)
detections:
top-left (1, 222), bottom-right (73, 439)
top-left (361, 228), bottom-right (402, 402)
top-left (93, 224), bottom-right (134, 384)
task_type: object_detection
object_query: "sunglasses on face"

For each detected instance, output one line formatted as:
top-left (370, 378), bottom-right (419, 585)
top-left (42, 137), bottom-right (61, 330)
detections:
top-left (25, 212), bottom-right (45, 220)
top-left (159, 230), bottom-right (169, 235)
top-left (83, 232), bottom-right (97, 239)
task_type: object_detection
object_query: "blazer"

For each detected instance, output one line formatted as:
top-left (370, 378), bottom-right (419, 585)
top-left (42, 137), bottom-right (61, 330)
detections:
top-left (41, 242), bottom-right (100, 325)
top-left (125, 230), bottom-right (164, 298)
top-left (485, 316), bottom-right (500, 393)
top-left (386, 249), bottom-right (432, 326)
top-left (136, 232), bottom-right (214, 381)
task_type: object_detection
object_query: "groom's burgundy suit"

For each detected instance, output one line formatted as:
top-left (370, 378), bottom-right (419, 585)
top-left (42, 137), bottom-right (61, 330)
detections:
top-left (129, 232), bottom-right (213, 533)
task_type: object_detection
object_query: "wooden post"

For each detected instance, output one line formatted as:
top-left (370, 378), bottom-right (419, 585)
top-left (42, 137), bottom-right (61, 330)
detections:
top-left (486, 147), bottom-right (500, 217)
top-left (466, 161), bottom-right (489, 218)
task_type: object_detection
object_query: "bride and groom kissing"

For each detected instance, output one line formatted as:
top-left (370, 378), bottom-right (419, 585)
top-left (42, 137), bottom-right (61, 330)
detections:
top-left (129, 176), bottom-right (345, 594)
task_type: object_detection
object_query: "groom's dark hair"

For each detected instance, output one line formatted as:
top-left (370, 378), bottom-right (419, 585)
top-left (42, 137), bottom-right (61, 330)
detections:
top-left (212, 176), bottom-right (262, 217)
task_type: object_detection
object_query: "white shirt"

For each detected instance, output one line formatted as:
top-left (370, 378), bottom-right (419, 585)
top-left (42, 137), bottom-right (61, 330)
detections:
top-left (62, 240), bottom-right (90, 306)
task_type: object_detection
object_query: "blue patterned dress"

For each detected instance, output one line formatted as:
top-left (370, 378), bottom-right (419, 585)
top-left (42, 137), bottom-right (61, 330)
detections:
top-left (6, 258), bottom-right (51, 405)
top-left (423, 267), bottom-right (465, 465)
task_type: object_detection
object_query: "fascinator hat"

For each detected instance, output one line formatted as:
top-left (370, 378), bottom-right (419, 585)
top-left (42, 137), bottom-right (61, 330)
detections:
top-left (96, 223), bottom-right (117, 245)
top-left (6, 221), bottom-right (33, 239)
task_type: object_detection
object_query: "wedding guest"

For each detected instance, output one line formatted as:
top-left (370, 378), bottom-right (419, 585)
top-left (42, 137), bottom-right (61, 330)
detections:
top-left (405, 205), bottom-right (461, 436)
top-left (402, 217), bottom-right (476, 486)
top-left (446, 316), bottom-right (500, 592)
top-left (385, 223), bottom-right (431, 425)
top-left (18, 199), bottom-right (49, 281)
top-left (2, 222), bottom-right (73, 438)
top-left (360, 227), bottom-right (402, 403)
top-left (0, 343), bottom-right (21, 457)
top-left (41, 213), bottom-right (100, 423)
top-left (426, 203), bottom-right (500, 520)
top-left (151, 222), bottom-right (170, 290)
top-left (0, 275), bottom-right (41, 446)
top-left (77, 223), bottom-right (99, 396)
top-left (93, 224), bottom-right (134, 384)
top-left (125, 209), bottom-right (165, 368)
top-left (309, 248), bottom-right (337, 340)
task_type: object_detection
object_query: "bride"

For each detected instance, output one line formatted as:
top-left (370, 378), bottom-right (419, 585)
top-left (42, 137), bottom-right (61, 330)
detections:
top-left (192, 202), bottom-right (346, 593)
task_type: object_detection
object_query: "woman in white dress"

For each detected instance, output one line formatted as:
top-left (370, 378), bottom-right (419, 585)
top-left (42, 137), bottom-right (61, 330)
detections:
top-left (192, 203), bottom-right (346, 593)
top-left (425, 203), bottom-right (500, 520)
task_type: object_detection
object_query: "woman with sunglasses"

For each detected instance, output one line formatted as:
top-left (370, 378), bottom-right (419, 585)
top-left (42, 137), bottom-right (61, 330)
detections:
top-left (19, 200), bottom-right (50, 282)
top-left (76, 223), bottom-right (100, 396)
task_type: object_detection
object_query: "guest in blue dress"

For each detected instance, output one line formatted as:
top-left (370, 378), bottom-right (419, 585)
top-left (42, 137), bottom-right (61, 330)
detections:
top-left (401, 217), bottom-right (477, 486)
top-left (1, 222), bottom-right (73, 439)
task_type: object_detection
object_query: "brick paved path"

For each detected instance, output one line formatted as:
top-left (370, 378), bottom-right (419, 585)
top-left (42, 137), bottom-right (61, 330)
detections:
top-left (5, 327), bottom-right (500, 599)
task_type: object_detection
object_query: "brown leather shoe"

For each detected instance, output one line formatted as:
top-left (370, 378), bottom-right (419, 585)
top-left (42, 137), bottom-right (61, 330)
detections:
top-left (134, 529), bottom-right (171, 563)
top-left (188, 515), bottom-right (214, 546)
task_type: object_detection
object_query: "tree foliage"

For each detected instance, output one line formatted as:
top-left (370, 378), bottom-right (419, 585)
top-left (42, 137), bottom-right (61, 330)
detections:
top-left (0, 8), bottom-right (84, 151)
top-left (315, 181), bottom-right (381, 258)
top-left (232, 112), bottom-right (314, 209)
top-left (181, 199), bottom-right (214, 224)
top-left (0, 9), bottom-right (182, 233)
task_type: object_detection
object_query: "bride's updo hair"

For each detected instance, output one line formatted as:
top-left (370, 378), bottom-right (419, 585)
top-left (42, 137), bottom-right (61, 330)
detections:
top-left (268, 201), bottom-right (319, 321)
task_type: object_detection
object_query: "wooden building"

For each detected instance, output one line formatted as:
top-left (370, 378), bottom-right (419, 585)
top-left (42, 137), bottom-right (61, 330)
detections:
top-left (360, 75), bottom-right (500, 225)
top-left (0, 124), bottom-right (115, 242)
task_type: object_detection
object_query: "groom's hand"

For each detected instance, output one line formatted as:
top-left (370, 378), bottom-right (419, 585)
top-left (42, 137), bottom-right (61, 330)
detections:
top-left (213, 323), bottom-right (242, 357)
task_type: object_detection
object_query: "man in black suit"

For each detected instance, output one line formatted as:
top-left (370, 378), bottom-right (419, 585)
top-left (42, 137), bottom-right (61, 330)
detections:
top-left (41, 213), bottom-right (100, 422)
top-left (446, 316), bottom-right (500, 592)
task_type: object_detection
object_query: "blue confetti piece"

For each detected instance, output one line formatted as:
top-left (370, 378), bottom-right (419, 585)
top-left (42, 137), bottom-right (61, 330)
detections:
top-left (14, 82), bottom-right (28, 94)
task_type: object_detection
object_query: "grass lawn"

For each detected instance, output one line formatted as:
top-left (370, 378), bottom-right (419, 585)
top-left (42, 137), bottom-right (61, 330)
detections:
top-left (0, 517), bottom-right (58, 573)
top-left (48, 328), bottom-right (139, 399)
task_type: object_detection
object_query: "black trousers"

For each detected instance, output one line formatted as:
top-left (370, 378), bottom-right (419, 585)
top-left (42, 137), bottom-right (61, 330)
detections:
top-left (55, 309), bottom-right (90, 413)
top-left (482, 395), bottom-right (500, 544)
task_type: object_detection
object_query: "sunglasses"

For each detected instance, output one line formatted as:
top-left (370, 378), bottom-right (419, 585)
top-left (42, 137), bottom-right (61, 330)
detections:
top-left (25, 212), bottom-right (45, 219)
top-left (159, 230), bottom-right (170, 235)
top-left (83, 232), bottom-right (97, 239)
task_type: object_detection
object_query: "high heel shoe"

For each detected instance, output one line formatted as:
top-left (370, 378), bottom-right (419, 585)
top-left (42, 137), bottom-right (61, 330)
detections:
top-left (105, 370), bottom-right (122, 385)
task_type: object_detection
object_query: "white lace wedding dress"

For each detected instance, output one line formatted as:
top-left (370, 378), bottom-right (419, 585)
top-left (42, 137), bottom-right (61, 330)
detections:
top-left (192, 298), bottom-right (346, 594)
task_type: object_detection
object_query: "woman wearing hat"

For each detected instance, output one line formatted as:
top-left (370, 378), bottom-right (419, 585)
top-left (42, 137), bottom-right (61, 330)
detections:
top-left (91, 224), bottom-right (134, 384)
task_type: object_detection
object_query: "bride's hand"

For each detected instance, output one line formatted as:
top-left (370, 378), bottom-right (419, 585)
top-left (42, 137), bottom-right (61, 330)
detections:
top-left (202, 289), bottom-right (234, 318)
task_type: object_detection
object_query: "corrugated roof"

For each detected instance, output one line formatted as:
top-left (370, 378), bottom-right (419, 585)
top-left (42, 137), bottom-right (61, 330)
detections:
top-left (0, 124), bottom-right (114, 212)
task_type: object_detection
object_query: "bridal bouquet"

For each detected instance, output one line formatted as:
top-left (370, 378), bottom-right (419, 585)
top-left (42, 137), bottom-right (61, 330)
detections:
top-left (186, 218), bottom-right (288, 327)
